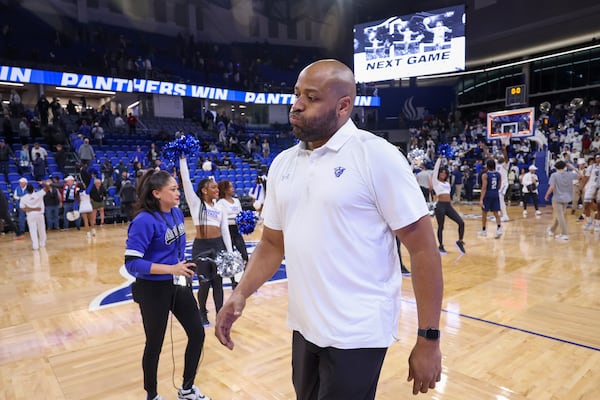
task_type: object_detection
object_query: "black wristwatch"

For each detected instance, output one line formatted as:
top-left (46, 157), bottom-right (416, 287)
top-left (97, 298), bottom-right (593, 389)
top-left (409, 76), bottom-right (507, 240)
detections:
top-left (417, 328), bottom-right (441, 340)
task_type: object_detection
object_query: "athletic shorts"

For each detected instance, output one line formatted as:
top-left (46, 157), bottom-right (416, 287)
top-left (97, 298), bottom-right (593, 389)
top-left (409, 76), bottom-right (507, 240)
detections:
top-left (583, 184), bottom-right (598, 202)
top-left (482, 196), bottom-right (501, 212)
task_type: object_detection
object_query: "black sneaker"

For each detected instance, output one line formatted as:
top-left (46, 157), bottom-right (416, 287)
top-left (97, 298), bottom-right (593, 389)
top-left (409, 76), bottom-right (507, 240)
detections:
top-left (438, 245), bottom-right (447, 255)
top-left (401, 265), bottom-right (411, 276)
top-left (455, 240), bottom-right (466, 255)
top-left (200, 313), bottom-right (210, 327)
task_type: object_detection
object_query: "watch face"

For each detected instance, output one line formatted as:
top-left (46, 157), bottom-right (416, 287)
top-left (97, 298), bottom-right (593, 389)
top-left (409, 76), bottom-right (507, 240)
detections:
top-left (426, 329), bottom-right (440, 339)
top-left (419, 328), bottom-right (440, 339)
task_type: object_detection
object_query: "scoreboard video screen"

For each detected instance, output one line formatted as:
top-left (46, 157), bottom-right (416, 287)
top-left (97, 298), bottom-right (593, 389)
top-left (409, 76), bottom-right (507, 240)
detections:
top-left (353, 4), bottom-right (466, 83)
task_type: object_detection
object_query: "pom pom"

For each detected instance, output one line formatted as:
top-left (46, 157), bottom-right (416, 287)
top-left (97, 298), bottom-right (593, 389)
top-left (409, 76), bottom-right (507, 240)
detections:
top-left (214, 250), bottom-right (245, 278)
top-left (235, 210), bottom-right (256, 235)
top-left (162, 134), bottom-right (201, 163)
top-left (407, 148), bottom-right (426, 166)
top-left (437, 143), bottom-right (455, 159)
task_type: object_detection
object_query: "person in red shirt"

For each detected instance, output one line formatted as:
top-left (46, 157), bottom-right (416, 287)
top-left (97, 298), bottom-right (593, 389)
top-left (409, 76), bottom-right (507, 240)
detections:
top-left (126, 112), bottom-right (137, 135)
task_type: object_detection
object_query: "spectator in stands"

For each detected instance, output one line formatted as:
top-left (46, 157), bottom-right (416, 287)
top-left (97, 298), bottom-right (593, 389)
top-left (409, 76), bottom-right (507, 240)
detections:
top-left (72, 133), bottom-right (84, 152)
top-left (36, 95), bottom-right (50, 126)
top-left (521, 165), bottom-right (542, 217)
top-left (126, 112), bottom-right (137, 135)
top-left (115, 170), bottom-right (130, 192)
top-left (10, 89), bottom-right (23, 118)
top-left (78, 138), bottom-right (95, 166)
top-left (208, 142), bottom-right (219, 154)
top-left (131, 145), bottom-right (146, 167)
top-left (202, 157), bottom-right (214, 172)
top-left (31, 142), bottom-right (48, 160)
top-left (18, 117), bottom-right (30, 145)
top-left (114, 113), bottom-right (126, 133)
top-left (78, 119), bottom-right (92, 138)
top-left (100, 158), bottom-right (114, 188)
top-left (262, 138), bottom-right (270, 159)
top-left (54, 143), bottom-right (67, 174)
top-left (32, 153), bottom-right (46, 181)
top-left (221, 154), bottom-right (233, 169)
top-left (2, 117), bottom-right (15, 146)
top-left (0, 138), bottom-right (15, 182)
top-left (50, 97), bottom-right (61, 124)
top-left (118, 179), bottom-right (136, 222)
top-left (18, 144), bottom-right (31, 176)
top-left (91, 122), bottom-right (104, 147)
top-left (66, 100), bottom-right (77, 115)
top-left (246, 136), bottom-right (257, 154)
top-left (147, 142), bottom-right (160, 166)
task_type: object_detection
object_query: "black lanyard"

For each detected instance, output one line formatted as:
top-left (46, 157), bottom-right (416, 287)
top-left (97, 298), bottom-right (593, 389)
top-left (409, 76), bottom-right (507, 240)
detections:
top-left (157, 209), bottom-right (182, 261)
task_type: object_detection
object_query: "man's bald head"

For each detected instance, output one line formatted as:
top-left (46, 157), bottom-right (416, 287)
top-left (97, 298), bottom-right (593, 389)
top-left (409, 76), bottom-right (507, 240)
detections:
top-left (299, 59), bottom-right (357, 104)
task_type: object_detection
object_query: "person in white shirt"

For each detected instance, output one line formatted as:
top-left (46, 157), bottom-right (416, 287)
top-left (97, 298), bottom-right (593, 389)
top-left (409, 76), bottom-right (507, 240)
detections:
top-left (216, 180), bottom-right (249, 289)
top-left (521, 165), bottom-right (542, 217)
top-left (20, 184), bottom-right (49, 250)
top-left (214, 59), bottom-right (442, 398)
top-left (30, 142), bottom-right (48, 160)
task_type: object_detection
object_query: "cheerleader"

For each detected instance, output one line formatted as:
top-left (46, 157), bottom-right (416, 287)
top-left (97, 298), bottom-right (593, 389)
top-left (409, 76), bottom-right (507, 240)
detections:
top-left (216, 180), bottom-right (249, 289)
top-left (180, 155), bottom-right (233, 327)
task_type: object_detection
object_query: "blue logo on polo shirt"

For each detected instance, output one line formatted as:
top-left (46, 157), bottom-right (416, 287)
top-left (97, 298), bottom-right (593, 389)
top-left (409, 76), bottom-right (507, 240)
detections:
top-left (334, 166), bottom-right (346, 177)
top-left (88, 241), bottom-right (287, 310)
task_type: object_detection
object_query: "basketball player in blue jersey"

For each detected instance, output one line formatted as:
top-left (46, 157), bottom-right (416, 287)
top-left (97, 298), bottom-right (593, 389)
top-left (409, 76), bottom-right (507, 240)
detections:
top-left (479, 159), bottom-right (503, 238)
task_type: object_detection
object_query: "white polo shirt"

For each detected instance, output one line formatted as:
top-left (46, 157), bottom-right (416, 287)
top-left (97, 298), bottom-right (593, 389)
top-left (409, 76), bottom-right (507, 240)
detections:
top-left (262, 119), bottom-right (428, 349)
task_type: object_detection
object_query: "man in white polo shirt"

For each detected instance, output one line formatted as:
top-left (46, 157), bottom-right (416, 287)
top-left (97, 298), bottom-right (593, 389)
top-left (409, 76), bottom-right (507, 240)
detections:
top-left (215, 59), bottom-right (443, 398)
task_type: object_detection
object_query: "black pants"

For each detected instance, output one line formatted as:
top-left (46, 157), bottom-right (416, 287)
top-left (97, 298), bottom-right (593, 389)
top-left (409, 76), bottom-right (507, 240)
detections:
top-left (291, 331), bottom-right (387, 400)
top-left (193, 237), bottom-right (225, 314)
top-left (434, 201), bottom-right (464, 246)
top-left (522, 191), bottom-right (539, 210)
top-left (132, 279), bottom-right (205, 398)
top-left (228, 224), bottom-right (249, 262)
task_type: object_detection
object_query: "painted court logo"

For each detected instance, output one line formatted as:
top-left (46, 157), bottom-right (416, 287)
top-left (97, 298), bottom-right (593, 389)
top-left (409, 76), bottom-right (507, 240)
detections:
top-left (89, 241), bottom-right (287, 310)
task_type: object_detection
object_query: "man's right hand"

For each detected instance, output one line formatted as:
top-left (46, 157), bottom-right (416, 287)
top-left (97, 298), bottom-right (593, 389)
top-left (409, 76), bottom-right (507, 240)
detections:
top-left (215, 291), bottom-right (246, 350)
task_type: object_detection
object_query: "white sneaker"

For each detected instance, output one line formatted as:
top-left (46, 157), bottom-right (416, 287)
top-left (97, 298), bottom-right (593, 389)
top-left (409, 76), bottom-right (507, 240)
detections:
top-left (178, 385), bottom-right (211, 400)
top-left (583, 222), bottom-right (592, 231)
top-left (535, 210), bottom-right (542, 216)
top-left (546, 228), bottom-right (554, 237)
top-left (477, 230), bottom-right (487, 237)
top-left (522, 210), bottom-right (528, 217)
top-left (86, 232), bottom-right (91, 239)
top-left (595, 225), bottom-right (600, 232)
top-left (495, 228), bottom-right (503, 238)
top-left (92, 228), bottom-right (96, 236)
top-left (150, 396), bottom-right (165, 400)
top-left (501, 216), bottom-right (510, 222)
top-left (555, 234), bottom-right (569, 240)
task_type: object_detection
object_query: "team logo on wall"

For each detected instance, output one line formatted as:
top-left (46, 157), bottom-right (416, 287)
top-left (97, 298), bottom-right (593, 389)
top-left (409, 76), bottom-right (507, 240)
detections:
top-left (89, 241), bottom-right (287, 310)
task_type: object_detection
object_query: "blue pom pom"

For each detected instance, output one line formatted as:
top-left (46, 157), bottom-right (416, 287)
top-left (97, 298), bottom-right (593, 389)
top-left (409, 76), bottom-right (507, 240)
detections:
top-left (437, 143), bottom-right (455, 159)
top-left (235, 210), bottom-right (256, 235)
top-left (162, 135), bottom-right (201, 163)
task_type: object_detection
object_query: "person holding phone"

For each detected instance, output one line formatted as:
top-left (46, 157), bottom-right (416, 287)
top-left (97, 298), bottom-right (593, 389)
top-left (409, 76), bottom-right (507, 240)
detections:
top-left (125, 169), bottom-right (210, 400)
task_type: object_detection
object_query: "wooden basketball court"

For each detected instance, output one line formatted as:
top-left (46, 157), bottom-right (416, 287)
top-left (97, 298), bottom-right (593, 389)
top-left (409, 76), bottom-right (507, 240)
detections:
top-left (1, 203), bottom-right (599, 399)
